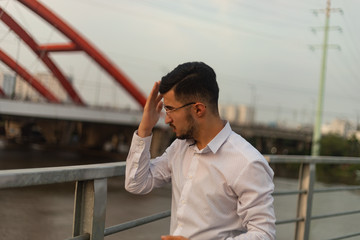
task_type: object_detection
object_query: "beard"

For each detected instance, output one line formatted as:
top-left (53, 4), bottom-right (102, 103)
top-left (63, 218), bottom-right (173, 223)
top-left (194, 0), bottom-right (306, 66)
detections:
top-left (172, 112), bottom-right (196, 140)
top-left (177, 125), bottom-right (195, 140)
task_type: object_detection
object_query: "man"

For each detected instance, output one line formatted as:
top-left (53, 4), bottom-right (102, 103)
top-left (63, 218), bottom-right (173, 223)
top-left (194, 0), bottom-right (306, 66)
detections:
top-left (125, 62), bottom-right (276, 240)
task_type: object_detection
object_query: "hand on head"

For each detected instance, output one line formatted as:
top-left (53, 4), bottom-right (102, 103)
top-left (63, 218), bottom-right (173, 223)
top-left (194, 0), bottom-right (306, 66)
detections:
top-left (138, 81), bottom-right (163, 137)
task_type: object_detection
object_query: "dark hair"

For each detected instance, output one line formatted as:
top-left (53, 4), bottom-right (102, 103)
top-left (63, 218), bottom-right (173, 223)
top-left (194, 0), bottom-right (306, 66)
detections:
top-left (159, 62), bottom-right (219, 112)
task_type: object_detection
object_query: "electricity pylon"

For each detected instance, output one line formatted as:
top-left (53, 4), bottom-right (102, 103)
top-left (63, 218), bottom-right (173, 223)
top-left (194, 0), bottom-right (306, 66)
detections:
top-left (310, 0), bottom-right (342, 156)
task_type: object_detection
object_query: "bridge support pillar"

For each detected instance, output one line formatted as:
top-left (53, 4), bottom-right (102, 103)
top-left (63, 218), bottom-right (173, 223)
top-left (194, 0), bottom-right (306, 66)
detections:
top-left (4, 120), bottom-right (22, 139)
top-left (38, 120), bottom-right (77, 144)
top-left (80, 124), bottom-right (137, 150)
top-left (151, 128), bottom-right (173, 157)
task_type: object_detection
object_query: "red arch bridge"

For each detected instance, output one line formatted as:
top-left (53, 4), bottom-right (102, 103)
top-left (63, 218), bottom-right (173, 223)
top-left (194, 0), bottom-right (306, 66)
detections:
top-left (0, 0), bottom-right (312, 156)
top-left (0, 0), bottom-right (146, 107)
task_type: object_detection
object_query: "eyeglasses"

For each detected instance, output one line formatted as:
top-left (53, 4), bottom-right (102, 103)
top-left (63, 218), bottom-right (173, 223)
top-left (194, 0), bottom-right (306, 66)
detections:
top-left (163, 102), bottom-right (196, 114)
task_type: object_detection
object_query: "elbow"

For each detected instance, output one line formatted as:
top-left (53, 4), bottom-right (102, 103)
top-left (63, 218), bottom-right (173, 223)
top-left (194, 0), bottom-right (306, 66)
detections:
top-left (124, 174), bottom-right (136, 193)
top-left (124, 174), bottom-right (152, 195)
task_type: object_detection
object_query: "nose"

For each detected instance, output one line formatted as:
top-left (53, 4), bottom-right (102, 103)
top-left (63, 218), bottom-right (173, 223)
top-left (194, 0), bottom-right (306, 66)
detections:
top-left (164, 113), bottom-right (172, 124)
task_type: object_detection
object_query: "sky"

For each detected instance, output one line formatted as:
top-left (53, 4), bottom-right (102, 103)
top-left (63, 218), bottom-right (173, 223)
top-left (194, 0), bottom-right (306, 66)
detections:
top-left (0, 0), bottom-right (360, 127)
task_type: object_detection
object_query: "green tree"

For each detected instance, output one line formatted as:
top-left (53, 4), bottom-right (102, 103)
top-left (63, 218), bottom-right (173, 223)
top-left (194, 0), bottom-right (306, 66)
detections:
top-left (318, 134), bottom-right (360, 184)
top-left (320, 133), bottom-right (360, 157)
top-left (320, 134), bottom-right (347, 156)
top-left (345, 135), bottom-right (360, 157)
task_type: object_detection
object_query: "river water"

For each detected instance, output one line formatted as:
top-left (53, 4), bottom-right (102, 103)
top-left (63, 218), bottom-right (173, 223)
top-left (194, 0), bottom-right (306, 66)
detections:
top-left (0, 147), bottom-right (359, 240)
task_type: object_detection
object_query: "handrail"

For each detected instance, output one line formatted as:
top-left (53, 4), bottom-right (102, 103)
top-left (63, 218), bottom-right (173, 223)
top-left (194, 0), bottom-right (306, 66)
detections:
top-left (273, 189), bottom-right (307, 196)
top-left (264, 155), bottom-right (360, 164)
top-left (311, 209), bottom-right (360, 220)
top-left (0, 162), bottom-right (126, 189)
top-left (327, 232), bottom-right (360, 240)
top-left (314, 186), bottom-right (360, 193)
top-left (0, 155), bottom-right (360, 240)
top-left (104, 210), bottom-right (171, 236)
top-left (275, 217), bottom-right (304, 225)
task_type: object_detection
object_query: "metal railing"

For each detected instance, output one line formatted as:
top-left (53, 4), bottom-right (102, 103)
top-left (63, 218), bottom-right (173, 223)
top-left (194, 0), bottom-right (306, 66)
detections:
top-left (267, 155), bottom-right (360, 240)
top-left (0, 155), bottom-right (359, 240)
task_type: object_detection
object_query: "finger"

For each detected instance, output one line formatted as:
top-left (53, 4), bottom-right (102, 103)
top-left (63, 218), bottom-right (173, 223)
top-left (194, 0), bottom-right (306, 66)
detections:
top-left (155, 91), bottom-right (163, 101)
top-left (148, 81), bottom-right (160, 103)
top-left (156, 99), bottom-right (163, 113)
top-left (155, 93), bottom-right (163, 106)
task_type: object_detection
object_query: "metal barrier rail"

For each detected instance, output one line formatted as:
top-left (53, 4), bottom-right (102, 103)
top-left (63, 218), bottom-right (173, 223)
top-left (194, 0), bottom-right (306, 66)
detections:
top-left (266, 155), bottom-right (360, 240)
top-left (0, 156), bottom-right (360, 240)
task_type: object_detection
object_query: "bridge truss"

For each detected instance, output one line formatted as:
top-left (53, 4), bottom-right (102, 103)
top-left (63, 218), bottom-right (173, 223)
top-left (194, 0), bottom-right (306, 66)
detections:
top-left (0, 0), bottom-right (146, 107)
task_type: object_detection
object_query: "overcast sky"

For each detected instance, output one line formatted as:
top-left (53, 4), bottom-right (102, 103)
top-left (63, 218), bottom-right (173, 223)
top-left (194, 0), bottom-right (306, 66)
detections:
top-left (0, 0), bottom-right (359, 126)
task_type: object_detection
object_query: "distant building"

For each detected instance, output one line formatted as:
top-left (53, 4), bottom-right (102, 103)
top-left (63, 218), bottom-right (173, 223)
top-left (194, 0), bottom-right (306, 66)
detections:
top-left (0, 72), bottom-right (69, 103)
top-left (355, 131), bottom-right (360, 141)
top-left (322, 118), bottom-right (358, 139)
top-left (219, 104), bottom-right (255, 125)
top-left (2, 73), bottom-right (16, 97)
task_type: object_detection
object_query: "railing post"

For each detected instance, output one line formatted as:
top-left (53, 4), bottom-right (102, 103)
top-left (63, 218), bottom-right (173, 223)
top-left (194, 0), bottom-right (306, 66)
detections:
top-left (295, 162), bottom-right (316, 240)
top-left (73, 178), bottom-right (107, 240)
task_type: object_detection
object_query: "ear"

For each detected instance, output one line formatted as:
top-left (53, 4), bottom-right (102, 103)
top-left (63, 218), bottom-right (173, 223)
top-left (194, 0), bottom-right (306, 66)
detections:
top-left (193, 103), bottom-right (207, 117)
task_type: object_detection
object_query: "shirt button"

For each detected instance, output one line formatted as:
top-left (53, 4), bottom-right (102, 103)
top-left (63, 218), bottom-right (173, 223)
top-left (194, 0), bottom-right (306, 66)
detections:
top-left (139, 140), bottom-right (144, 146)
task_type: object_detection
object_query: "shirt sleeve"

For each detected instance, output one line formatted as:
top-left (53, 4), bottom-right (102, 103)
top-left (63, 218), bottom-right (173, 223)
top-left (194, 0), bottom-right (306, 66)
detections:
top-left (125, 131), bottom-right (172, 195)
top-left (227, 159), bottom-right (276, 240)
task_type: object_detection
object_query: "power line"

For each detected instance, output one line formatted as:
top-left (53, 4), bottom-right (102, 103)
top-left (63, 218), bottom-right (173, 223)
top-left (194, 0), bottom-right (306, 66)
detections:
top-left (77, 0), bottom-right (315, 47)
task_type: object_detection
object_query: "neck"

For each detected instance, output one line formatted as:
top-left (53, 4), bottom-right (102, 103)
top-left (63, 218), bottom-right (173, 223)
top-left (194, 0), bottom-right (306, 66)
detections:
top-left (194, 116), bottom-right (225, 150)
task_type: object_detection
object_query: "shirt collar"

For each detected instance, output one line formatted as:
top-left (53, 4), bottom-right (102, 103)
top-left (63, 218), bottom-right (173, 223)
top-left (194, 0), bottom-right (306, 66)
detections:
top-left (186, 121), bottom-right (232, 154)
top-left (206, 121), bottom-right (232, 154)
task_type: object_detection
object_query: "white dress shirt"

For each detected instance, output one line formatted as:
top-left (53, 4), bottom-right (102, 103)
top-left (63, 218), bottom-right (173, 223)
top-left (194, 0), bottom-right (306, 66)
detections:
top-left (125, 122), bottom-right (276, 240)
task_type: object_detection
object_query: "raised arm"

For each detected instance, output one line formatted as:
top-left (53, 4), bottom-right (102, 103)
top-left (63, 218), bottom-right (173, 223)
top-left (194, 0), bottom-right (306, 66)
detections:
top-left (125, 81), bottom-right (170, 194)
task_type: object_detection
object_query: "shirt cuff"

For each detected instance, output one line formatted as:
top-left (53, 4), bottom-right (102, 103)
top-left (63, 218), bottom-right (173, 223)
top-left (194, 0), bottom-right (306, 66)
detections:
top-left (132, 130), bottom-right (152, 153)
